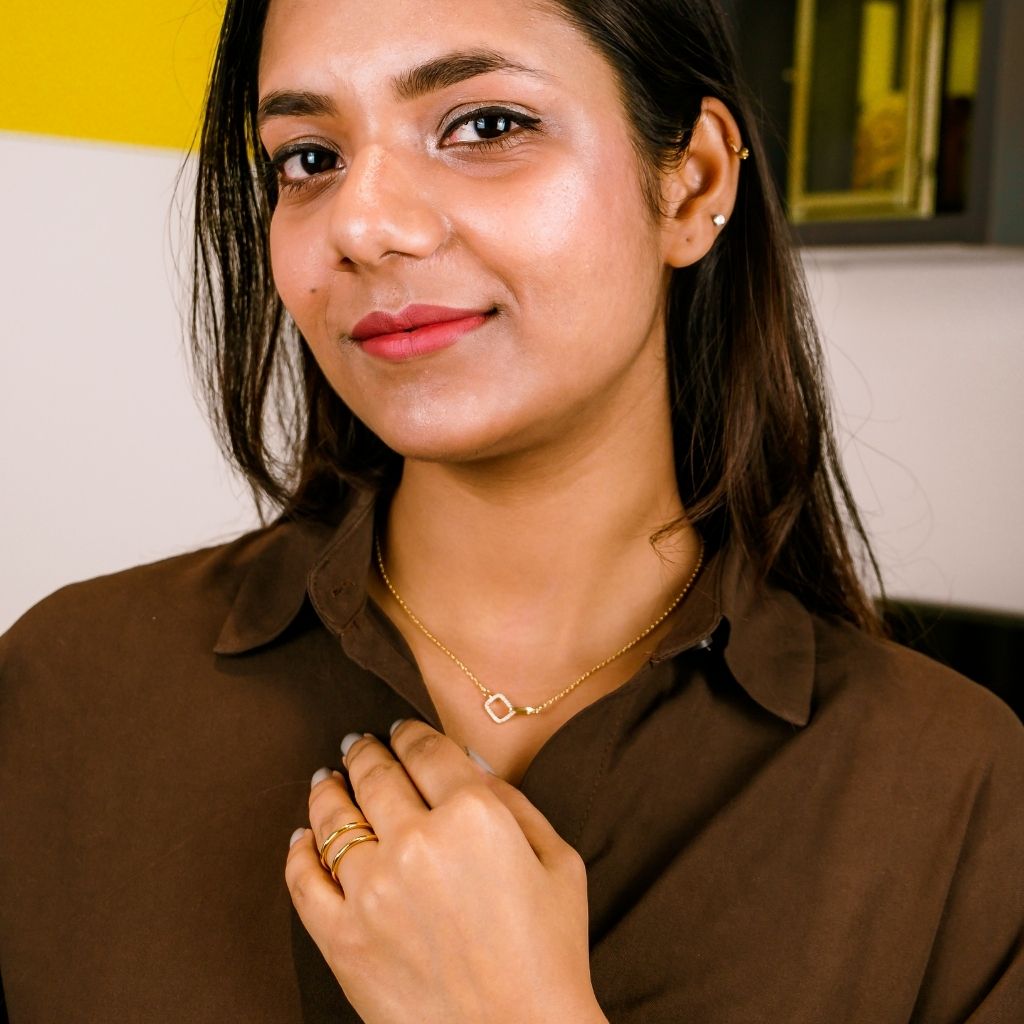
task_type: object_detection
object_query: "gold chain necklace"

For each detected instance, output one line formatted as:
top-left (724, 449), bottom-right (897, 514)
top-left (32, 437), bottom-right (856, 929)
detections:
top-left (373, 533), bottom-right (705, 724)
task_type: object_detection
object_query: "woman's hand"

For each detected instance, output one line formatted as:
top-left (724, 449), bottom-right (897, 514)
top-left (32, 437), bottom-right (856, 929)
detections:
top-left (285, 719), bottom-right (608, 1024)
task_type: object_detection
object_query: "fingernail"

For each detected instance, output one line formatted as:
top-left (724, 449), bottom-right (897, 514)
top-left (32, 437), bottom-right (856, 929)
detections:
top-left (340, 732), bottom-right (363, 758)
top-left (289, 827), bottom-right (306, 848)
top-left (466, 747), bottom-right (496, 775)
top-left (310, 766), bottom-right (332, 789)
top-left (389, 718), bottom-right (405, 738)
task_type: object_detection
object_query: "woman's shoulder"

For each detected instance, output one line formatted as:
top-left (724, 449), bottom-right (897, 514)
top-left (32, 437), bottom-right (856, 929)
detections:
top-left (5, 528), bottom-right (263, 642)
top-left (809, 608), bottom-right (1022, 769)
top-left (0, 517), bottom-right (336, 670)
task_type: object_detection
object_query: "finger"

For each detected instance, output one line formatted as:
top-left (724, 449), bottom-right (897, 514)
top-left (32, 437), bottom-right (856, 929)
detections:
top-left (386, 719), bottom-right (490, 808)
top-left (340, 729), bottom-right (437, 837)
top-left (308, 767), bottom-right (379, 890)
top-left (285, 827), bottom-right (348, 944)
top-left (479, 772), bottom-right (585, 876)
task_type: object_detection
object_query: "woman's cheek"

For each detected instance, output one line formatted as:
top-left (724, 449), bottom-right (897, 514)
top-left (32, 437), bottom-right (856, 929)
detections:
top-left (270, 215), bottom-right (327, 328)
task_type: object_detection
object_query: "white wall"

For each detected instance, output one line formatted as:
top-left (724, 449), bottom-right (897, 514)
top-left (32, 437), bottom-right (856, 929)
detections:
top-left (804, 245), bottom-right (1024, 612)
top-left (0, 133), bottom-right (259, 632)
top-left (2, 131), bottom-right (1022, 632)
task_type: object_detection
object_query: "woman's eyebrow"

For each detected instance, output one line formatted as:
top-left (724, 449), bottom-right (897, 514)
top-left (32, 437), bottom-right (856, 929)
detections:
top-left (257, 48), bottom-right (550, 126)
top-left (392, 48), bottom-right (549, 101)
top-left (257, 90), bottom-right (337, 125)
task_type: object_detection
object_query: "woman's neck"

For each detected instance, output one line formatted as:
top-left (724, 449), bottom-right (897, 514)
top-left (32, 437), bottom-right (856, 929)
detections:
top-left (374, 405), bottom-right (700, 684)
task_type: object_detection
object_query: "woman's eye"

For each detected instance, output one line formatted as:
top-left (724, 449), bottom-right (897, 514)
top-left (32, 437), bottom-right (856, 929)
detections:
top-left (443, 108), bottom-right (541, 150)
top-left (271, 146), bottom-right (340, 190)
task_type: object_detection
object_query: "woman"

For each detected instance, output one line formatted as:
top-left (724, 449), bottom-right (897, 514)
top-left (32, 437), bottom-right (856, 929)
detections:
top-left (1, 0), bottom-right (1020, 1021)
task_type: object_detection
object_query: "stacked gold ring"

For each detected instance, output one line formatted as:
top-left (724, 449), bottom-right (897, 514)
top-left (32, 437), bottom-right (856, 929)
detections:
top-left (328, 834), bottom-right (380, 881)
top-left (319, 820), bottom-right (377, 879)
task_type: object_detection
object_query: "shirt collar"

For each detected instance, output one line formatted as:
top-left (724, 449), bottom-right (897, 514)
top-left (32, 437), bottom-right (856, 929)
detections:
top-left (214, 488), bottom-right (814, 728)
top-left (656, 539), bottom-right (815, 727)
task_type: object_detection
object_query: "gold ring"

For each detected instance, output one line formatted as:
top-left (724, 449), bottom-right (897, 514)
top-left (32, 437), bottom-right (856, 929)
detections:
top-left (329, 833), bottom-right (380, 881)
top-left (319, 821), bottom-right (373, 869)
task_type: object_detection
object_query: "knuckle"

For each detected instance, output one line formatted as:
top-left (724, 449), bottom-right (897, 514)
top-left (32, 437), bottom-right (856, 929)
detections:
top-left (285, 858), bottom-right (312, 902)
top-left (308, 781), bottom-right (340, 816)
top-left (307, 788), bottom-right (322, 816)
top-left (402, 729), bottom-right (444, 762)
top-left (342, 738), bottom-right (374, 771)
top-left (440, 784), bottom-right (497, 831)
top-left (353, 758), bottom-right (399, 792)
top-left (355, 870), bottom-right (395, 915)
top-left (450, 782), bottom-right (494, 816)
top-left (318, 807), bottom-right (367, 845)
top-left (290, 874), bottom-right (311, 905)
top-left (560, 845), bottom-right (588, 880)
top-left (394, 825), bottom-right (435, 873)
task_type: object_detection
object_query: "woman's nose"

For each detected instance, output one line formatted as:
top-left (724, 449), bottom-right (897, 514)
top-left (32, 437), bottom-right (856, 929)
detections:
top-left (325, 144), bottom-right (448, 268)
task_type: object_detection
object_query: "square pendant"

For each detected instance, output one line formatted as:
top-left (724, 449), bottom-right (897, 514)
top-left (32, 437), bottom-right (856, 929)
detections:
top-left (484, 693), bottom-right (516, 723)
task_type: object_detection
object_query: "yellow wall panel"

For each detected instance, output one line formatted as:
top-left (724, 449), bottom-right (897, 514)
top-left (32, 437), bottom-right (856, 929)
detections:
top-left (0, 1), bottom-right (222, 150)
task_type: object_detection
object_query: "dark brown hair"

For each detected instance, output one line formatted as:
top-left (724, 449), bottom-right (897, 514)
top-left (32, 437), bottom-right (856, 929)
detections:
top-left (188, 0), bottom-right (885, 632)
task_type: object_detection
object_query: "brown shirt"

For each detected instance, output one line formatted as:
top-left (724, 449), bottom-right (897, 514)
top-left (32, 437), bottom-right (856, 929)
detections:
top-left (1, 488), bottom-right (1021, 1023)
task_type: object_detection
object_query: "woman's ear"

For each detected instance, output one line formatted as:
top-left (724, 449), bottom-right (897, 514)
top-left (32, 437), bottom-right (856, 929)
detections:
top-left (659, 97), bottom-right (747, 269)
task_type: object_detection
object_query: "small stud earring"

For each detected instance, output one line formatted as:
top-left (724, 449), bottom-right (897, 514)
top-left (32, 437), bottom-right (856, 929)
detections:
top-left (711, 213), bottom-right (727, 227)
top-left (728, 141), bottom-right (751, 160)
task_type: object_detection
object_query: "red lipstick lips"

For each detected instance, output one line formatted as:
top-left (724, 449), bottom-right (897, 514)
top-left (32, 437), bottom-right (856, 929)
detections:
top-left (351, 304), bottom-right (490, 341)
top-left (351, 304), bottom-right (493, 362)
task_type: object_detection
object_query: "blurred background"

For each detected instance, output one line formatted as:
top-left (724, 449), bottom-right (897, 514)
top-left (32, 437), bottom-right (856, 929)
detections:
top-left (1, 0), bottom-right (1021, 714)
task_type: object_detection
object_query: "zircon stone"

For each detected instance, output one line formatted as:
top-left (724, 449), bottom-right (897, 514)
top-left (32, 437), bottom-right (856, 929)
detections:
top-left (484, 693), bottom-right (516, 723)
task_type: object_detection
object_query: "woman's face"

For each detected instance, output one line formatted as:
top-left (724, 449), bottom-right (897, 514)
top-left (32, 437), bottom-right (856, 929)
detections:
top-left (258, 0), bottom-right (679, 464)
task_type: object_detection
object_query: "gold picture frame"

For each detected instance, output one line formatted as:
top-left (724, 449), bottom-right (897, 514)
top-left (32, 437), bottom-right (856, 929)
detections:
top-left (788, 0), bottom-right (948, 222)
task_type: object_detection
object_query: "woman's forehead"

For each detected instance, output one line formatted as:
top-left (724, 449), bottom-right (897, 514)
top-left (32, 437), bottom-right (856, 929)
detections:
top-left (257, 0), bottom-right (592, 97)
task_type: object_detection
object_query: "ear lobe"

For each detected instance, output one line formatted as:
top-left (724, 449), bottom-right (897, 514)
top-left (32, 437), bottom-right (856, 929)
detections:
top-left (660, 98), bottom-right (745, 269)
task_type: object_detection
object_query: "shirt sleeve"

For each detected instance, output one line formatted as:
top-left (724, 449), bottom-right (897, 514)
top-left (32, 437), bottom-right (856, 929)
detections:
top-left (910, 697), bottom-right (1024, 1023)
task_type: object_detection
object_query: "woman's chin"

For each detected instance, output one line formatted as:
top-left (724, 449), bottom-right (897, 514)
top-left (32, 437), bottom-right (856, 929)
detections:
top-left (378, 434), bottom-right (509, 467)
top-left (367, 415), bottom-right (538, 468)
